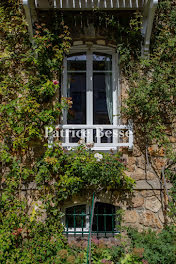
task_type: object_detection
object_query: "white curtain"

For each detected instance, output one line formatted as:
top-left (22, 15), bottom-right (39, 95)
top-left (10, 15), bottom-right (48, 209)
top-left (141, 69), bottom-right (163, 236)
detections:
top-left (105, 58), bottom-right (113, 124)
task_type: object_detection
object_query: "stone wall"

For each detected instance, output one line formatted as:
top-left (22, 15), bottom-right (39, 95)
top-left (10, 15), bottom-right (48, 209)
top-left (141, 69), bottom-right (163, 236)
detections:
top-left (59, 187), bottom-right (168, 231)
top-left (11, 13), bottom-right (174, 232)
top-left (65, 36), bottom-right (173, 230)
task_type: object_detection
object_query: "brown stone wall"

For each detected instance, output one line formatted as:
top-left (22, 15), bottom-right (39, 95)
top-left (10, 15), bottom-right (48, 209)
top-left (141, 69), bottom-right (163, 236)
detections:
top-left (119, 74), bottom-right (175, 230)
top-left (66, 189), bottom-right (166, 230)
top-left (14, 20), bottom-right (174, 232)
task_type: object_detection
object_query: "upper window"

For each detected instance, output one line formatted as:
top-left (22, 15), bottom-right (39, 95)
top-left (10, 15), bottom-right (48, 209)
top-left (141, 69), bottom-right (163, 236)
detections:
top-left (66, 51), bottom-right (113, 125)
top-left (60, 46), bottom-right (134, 150)
top-left (62, 47), bottom-right (118, 127)
top-left (60, 46), bottom-right (133, 150)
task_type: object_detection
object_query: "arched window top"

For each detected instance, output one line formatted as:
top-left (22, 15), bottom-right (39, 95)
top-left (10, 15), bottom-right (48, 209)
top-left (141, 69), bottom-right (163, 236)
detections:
top-left (68, 44), bottom-right (116, 55)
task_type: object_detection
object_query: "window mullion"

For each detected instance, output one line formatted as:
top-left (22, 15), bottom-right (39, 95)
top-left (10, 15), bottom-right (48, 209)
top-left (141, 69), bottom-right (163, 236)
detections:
top-left (86, 50), bottom-right (93, 143)
top-left (112, 52), bottom-right (118, 145)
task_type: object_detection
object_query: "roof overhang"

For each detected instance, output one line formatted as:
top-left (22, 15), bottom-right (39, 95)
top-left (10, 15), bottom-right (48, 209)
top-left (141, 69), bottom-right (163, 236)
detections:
top-left (35, 0), bottom-right (145, 10)
top-left (23, 0), bottom-right (158, 56)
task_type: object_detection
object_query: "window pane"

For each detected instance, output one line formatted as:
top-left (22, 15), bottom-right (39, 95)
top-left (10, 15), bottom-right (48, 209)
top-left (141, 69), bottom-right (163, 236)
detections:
top-left (92, 203), bottom-right (115, 232)
top-left (67, 73), bottom-right (86, 124)
top-left (101, 129), bottom-right (113, 143)
top-left (66, 205), bottom-right (86, 228)
top-left (69, 129), bottom-right (83, 143)
top-left (67, 53), bottom-right (86, 71)
top-left (93, 73), bottom-right (112, 124)
top-left (93, 53), bottom-right (112, 71)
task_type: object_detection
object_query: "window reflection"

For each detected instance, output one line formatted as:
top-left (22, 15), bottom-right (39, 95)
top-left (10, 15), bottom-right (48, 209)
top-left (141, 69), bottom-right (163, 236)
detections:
top-left (67, 53), bottom-right (86, 124)
top-left (93, 53), bottom-right (112, 71)
top-left (67, 53), bottom-right (86, 71)
top-left (67, 73), bottom-right (86, 124)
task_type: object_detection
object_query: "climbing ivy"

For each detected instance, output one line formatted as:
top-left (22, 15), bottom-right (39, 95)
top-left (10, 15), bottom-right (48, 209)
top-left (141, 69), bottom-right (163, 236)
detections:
top-left (122, 0), bottom-right (176, 221)
top-left (0, 0), bottom-right (176, 262)
top-left (0, 3), bottom-right (133, 262)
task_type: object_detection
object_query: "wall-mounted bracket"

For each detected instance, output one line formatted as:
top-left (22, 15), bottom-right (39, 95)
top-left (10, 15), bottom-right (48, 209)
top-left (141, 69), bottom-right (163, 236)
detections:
top-left (23, 0), bottom-right (38, 42)
top-left (141, 0), bottom-right (158, 57)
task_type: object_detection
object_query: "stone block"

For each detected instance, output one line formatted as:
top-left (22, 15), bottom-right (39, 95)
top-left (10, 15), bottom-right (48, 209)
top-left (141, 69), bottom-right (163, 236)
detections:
top-left (132, 194), bottom-right (144, 208)
top-left (135, 179), bottom-right (164, 190)
top-left (124, 210), bottom-right (139, 223)
top-left (170, 136), bottom-right (176, 143)
top-left (132, 167), bottom-right (145, 180)
top-left (109, 43), bottom-right (117, 48)
top-left (145, 197), bottom-right (161, 212)
top-left (153, 157), bottom-right (166, 170)
top-left (158, 209), bottom-right (165, 223)
top-left (146, 171), bottom-right (156, 180)
top-left (96, 39), bottom-right (106, 45)
top-left (127, 164), bottom-right (135, 172)
top-left (140, 211), bottom-right (162, 229)
top-left (73, 40), bottom-right (83, 46)
top-left (133, 145), bottom-right (142, 157)
top-left (127, 156), bottom-right (136, 167)
top-left (141, 190), bottom-right (160, 198)
top-left (136, 156), bottom-right (146, 170)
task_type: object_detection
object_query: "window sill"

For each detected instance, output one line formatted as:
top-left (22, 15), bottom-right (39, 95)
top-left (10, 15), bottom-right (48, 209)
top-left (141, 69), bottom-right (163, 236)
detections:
top-left (55, 123), bottom-right (133, 150)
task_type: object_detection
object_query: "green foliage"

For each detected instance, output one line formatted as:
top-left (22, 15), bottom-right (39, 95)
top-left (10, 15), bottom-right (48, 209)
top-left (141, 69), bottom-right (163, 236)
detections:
top-left (122, 0), bottom-right (176, 146)
top-left (0, 0), bottom-right (71, 151)
top-left (92, 9), bottom-right (142, 66)
top-left (0, 0), bottom-right (176, 263)
top-left (122, 0), bottom-right (176, 218)
top-left (127, 226), bottom-right (176, 264)
top-left (120, 253), bottom-right (142, 264)
top-left (35, 145), bottom-right (134, 201)
top-left (0, 200), bottom-right (66, 264)
top-left (59, 238), bottom-right (125, 264)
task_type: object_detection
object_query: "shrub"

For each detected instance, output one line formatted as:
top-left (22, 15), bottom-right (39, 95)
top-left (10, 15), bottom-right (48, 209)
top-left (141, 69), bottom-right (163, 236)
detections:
top-left (127, 226), bottom-right (176, 264)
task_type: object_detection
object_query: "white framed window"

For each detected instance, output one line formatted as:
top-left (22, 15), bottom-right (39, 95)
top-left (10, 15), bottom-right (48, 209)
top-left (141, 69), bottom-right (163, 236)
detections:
top-left (63, 46), bottom-right (119, 125)
top-left (60, 45), bottom-right (133, 150)
top-left (61, 46), bottom-right (120, 146)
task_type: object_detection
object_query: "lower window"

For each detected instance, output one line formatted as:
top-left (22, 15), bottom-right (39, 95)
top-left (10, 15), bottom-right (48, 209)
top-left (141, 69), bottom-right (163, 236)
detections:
top-left (64, 202), bottom-right (117, 238)
top-left (66, 204), bottom-right (86, 229)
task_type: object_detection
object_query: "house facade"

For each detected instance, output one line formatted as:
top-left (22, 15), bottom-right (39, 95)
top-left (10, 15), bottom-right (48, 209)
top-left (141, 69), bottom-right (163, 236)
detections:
top-left (23, 0), bottom-right (172, 237)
